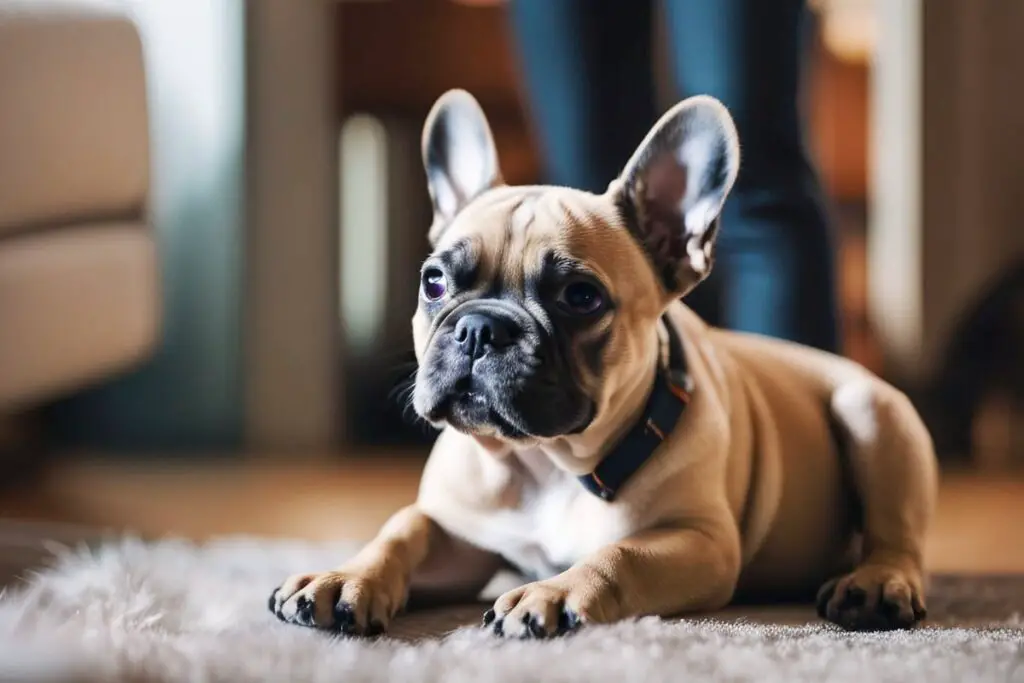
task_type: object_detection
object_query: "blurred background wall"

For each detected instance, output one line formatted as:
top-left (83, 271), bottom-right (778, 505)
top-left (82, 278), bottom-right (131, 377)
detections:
top-left (47, 0), bottom-right (247, 452)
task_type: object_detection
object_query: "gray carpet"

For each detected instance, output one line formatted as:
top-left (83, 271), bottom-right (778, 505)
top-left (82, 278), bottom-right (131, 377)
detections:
top-left (0, 533), bottom-right (1021, 682)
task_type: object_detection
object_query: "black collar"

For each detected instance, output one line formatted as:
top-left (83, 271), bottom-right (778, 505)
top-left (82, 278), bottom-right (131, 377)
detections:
top-left (577, 316), bottom-right (693, 502)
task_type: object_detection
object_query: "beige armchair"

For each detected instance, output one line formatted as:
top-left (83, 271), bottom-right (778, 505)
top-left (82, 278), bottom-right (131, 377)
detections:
top-left (0, 1), bottom-right (159, 413)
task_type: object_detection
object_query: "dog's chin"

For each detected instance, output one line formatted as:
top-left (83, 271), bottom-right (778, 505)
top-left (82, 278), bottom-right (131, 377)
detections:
top-left (424, 391), bottom-right (530, 440)
top-left (419, 388), bottom-right (595, 443)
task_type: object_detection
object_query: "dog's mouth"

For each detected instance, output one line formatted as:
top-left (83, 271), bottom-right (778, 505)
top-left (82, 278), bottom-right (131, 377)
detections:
top-left (422, 378), bottom-right (596, 442)
top-left (427, 384), bottom-right (531, 440)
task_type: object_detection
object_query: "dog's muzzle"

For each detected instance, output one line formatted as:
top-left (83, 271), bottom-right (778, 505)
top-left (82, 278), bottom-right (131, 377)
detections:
top-left (414, 301), bottom-right (593, 439)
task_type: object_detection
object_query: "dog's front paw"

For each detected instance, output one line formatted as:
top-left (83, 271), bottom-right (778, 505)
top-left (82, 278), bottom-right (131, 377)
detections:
top-left (269, 570), bottom-right (402, 636)
top-left (484, 581), bottom-right (593, 639)
top-left (816, 564), bottom-right (927, 631)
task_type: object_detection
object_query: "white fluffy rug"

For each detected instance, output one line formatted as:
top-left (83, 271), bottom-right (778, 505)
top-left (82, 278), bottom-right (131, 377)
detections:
top-left (0, 536), bottom-right (1022, 683)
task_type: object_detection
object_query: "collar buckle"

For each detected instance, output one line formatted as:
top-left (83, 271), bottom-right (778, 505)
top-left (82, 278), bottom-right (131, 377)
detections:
top-left (666, 369), bottom-right (694, 403)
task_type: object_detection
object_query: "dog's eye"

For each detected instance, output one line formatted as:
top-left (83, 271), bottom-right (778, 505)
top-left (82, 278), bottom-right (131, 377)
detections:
top-left (558, 281), bottom-right (604, 315)
top-left (422, 268), bottom-right (447, 301)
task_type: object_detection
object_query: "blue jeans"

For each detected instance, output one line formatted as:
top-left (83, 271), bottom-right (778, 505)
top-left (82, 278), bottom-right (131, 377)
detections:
top-left (508, 0), bottom-right (841, 353)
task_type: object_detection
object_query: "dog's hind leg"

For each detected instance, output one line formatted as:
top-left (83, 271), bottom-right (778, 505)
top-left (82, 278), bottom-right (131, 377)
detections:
top-left (817, 378), bottom-right (939, 630)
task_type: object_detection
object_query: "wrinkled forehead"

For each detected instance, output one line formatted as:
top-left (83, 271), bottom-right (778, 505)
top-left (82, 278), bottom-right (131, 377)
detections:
top-left (431, 186), bottom-right (653, 292)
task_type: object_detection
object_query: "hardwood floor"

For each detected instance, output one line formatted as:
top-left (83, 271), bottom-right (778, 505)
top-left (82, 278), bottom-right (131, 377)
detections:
top-left (2, 454), bottom-right (1023, 575)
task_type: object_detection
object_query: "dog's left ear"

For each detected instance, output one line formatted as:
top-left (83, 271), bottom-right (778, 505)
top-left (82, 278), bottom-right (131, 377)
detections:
top-left (422, 89), bottom-right (503, 245)
top-left (611, 95), bottom-right (740, 296)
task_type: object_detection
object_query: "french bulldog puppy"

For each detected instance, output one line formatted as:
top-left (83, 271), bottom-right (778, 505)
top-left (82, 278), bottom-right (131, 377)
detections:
top-left (270, 90), bottom-right (938, 638)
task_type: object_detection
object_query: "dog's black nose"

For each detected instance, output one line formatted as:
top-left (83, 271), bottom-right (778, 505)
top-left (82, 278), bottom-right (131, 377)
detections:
top-left (454, 313), bottom-right (517, 360)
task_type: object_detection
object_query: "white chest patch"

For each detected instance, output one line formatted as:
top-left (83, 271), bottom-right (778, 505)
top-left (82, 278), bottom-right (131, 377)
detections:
top-left (432, 451), bottom-right (636, 580)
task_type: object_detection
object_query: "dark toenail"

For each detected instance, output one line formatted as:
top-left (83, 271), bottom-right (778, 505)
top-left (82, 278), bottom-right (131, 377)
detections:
top-left (559, 608), bottom-right (581, 633)
top-left (333, 602), bottom-right (355, 632)
top-left (912, 595), bottom-right (927, 620)
top-left (296, 595), bottom-right (314, 622)
top-left (525, 616), bottom-right (544, 639)
top-left (482, 609), bottom-right (496, 627)
top-left (842, 586), bottom-right (867, 608)
top-left (880, 598), bottom-right (901, 618)
top-left (268, 590), bottom-right (279, 613)
top-left (492, 618), bottom-right (504, 636)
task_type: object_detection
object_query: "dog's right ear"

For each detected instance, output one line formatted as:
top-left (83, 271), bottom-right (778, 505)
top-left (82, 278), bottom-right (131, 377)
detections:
top-left (422, 89), bottom-right (503, 245)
